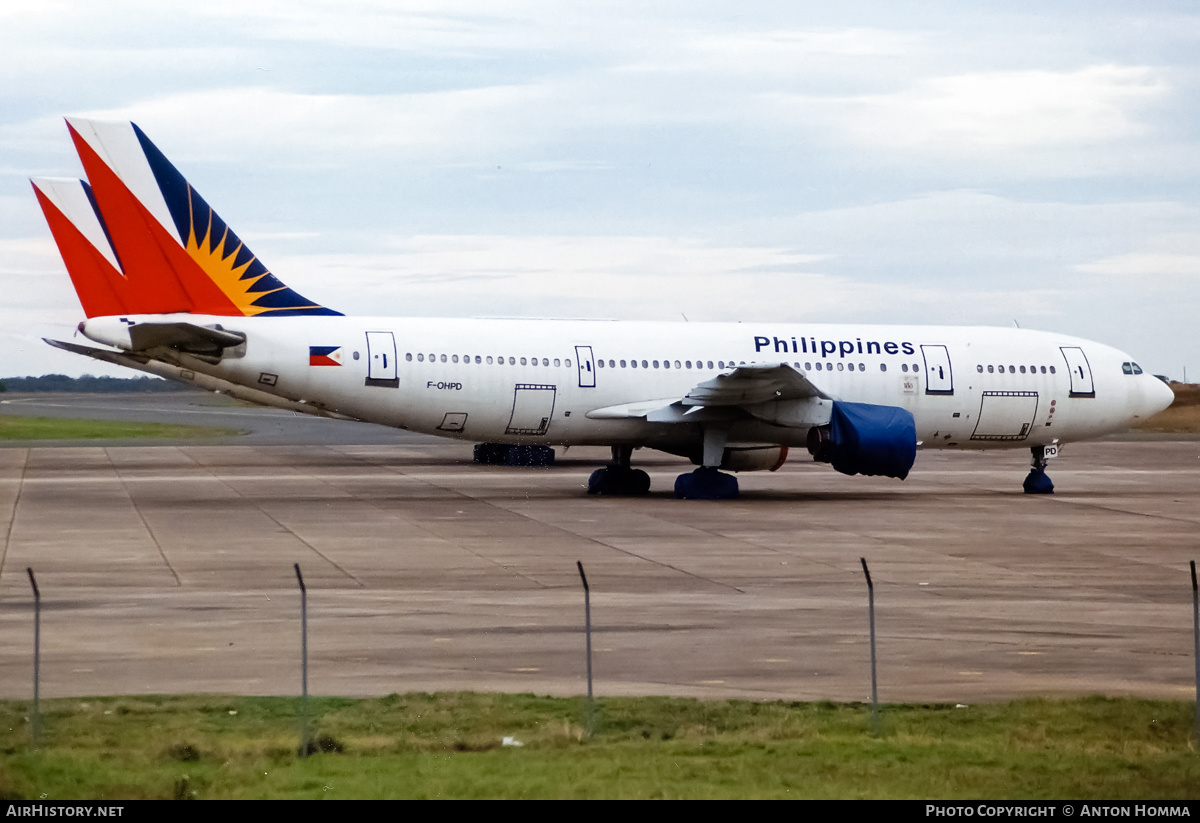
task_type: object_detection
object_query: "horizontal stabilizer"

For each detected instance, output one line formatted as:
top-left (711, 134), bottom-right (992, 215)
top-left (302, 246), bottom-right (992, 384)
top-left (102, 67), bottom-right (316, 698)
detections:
top-left (43, 338), bottom-right (360, 421)
top-left (126, 322), bottom-right (246, 354)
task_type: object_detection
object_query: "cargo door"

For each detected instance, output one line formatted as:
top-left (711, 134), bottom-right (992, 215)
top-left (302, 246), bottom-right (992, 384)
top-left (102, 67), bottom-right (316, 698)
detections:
top-left (506, 384), bottom-right (556, 435)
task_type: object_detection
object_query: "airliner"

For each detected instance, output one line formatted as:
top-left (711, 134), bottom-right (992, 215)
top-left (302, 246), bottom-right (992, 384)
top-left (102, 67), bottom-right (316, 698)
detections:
top-left (30, 119), bottom-right (1174, 499)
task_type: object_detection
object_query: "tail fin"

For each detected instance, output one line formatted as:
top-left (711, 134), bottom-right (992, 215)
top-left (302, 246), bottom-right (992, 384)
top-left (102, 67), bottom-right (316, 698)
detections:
top-left (34, 118), bottom-right (339, 318)
top-left (32, 177), bottom-right (134, 316)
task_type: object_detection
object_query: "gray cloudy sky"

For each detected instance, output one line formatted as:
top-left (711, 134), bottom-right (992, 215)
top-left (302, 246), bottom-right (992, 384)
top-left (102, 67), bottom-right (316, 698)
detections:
top-left (2, 1), bottom-right (1198, 378)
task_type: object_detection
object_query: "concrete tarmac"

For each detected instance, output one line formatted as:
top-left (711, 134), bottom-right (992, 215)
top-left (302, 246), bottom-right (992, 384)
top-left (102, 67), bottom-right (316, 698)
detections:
top-left (0, 396), bottom-right (1198, 703)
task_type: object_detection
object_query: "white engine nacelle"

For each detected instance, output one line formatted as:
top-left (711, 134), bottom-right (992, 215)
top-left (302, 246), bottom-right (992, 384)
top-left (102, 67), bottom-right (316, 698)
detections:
top-left (720, 446), bottom-right (789, 472)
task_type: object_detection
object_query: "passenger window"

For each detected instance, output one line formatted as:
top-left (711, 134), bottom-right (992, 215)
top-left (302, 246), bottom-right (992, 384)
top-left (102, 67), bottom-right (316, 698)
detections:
top-left (642, 360), bottom-right (649, 369)
top-left (597, 359), bottom-right (605, 368)
top-left (565, 359), bottom-right (572, 367)
top-left (631, 360), bottom-right (638, 368)
top-left (977, 365), bottom-right (983, 373)
top-left (417, 353), bottom-right (424, 362)
top-left (486, 356), bottom-right (493, 364)
top-left (620, 360), bottom-right (627, 368)
top-left (674, 360), bottom-right (681, 369)
top-left (452, 355), bottom-right (459, 363)
top-left (805, 362), bottom-right (812, 370)
top-left (1049, 366), bottom-right (1055, 374)
top-left (1008, 365), bottom-right (1015, 374)
top-left (653, 360), bottom-right (660, 368)
top-left (901, 364), bottom-right (908, 372)
top-left (707, 361), bottom-right (714, 369)
top-left (1040, 366), bottom-right (1046, 374)
top-left (406, 353), bottom-right (413, 362)
top-left (509, 357), bottom-right (516, 365)
top-left (1019, 366), bottom-right (1025, 374)
top-left (686, 361), bottom-right (692, 369)
top-left (987, 365), bottom-right (994, 373)
top-left (837, 362), bottom-right (844, 371)
top-left (440, 354), bottom-right (447, 363)
top-left (879, 364), bottom-right (886, 372)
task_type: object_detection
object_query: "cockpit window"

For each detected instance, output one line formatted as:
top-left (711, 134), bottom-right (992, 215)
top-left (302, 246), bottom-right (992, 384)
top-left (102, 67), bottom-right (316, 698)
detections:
top-left (1122, 362), bottom-right (1133, 375)
top-left (1132, 362), bottom-right (1143, 375)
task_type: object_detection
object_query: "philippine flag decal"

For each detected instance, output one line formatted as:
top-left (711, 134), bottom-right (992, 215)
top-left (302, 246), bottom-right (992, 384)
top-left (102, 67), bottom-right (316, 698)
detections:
top-left (309, 346), bottom-right (343, 366)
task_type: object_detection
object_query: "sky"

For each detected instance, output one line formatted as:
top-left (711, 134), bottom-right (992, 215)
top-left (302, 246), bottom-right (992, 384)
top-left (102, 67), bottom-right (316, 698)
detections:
top-left (1, 1), bottom-right (1198, 379)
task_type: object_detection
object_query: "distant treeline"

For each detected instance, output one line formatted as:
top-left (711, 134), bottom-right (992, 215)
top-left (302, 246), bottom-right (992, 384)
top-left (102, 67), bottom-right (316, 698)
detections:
top-left (0, 375), bottom-right (191, 393)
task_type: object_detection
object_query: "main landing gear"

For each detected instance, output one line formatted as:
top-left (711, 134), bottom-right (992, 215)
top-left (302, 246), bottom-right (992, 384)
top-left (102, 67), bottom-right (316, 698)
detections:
top-left (1022, 444), bottom-right (1055, 495)
top-left (587, 446), bottom-right (651, 496)
top-left (674, 426), bottom-right (739, 500)
top-left (674, 467), bottom-right (739, 500)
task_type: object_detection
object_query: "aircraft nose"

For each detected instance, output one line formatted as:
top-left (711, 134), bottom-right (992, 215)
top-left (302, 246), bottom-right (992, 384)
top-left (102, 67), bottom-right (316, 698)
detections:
top-left (1144, 376), bottom-right (1175, 417)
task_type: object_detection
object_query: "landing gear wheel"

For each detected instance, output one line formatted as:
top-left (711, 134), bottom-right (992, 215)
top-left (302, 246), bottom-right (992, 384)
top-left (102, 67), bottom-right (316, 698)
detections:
top-left (1022, 466), bottom-right (1054, 494)
top-left (1023, 445), bottom-right (1055, 495)
top-left (674, 467), bottom-right (739, 500)
top-left (587, 466), bottom-right (651, 496)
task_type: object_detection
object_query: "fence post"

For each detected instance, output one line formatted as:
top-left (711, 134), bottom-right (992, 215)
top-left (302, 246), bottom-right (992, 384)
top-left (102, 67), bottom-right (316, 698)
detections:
top-left (577, 561), bottom-right (594, 738)
top-left (860, 558), bottom-right (879, 735)
top-left (27, 568), bottom-right (40, 748)
top-left (295, 563), bottom-right (309, 757)
top-left (1192, 561), bottom-right (1198, 744)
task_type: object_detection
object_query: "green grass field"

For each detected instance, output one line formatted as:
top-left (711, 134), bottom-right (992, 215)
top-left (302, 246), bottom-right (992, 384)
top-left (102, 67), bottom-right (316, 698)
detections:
top-left (0, 416), bottom-right (237, 441)
top-left (1, 693), bottom-right (1197, 799)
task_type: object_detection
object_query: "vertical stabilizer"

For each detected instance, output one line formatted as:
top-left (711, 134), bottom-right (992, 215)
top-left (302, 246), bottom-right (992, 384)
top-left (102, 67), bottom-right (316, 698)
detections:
top-left (35, 118), bottom-right (340, 317)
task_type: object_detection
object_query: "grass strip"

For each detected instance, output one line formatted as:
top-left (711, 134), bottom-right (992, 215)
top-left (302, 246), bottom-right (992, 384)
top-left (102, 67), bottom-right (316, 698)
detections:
top-left (1, 693), bottom-right (1197, 799)
top-left (0, 416), bottom-right (237, 441)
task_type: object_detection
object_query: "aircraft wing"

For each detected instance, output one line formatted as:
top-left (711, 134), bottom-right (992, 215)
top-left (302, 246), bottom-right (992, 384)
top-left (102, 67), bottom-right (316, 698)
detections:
top-left (586, 362), bottom-right (833, 425)
top-left (681, 362), bottom-right (830, 406)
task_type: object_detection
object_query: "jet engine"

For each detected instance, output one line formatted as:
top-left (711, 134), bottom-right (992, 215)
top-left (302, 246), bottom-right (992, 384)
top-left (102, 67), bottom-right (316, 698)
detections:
top-left (807, 401), bottom-right (917, 480)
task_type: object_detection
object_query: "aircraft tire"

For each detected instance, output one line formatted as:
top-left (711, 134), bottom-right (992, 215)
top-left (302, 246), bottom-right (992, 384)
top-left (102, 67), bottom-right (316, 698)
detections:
top-left (587, 466), bottom-right (651, 496)
top-left (674, 467), bottom-right (739, 500)
top-left (1022, 466), bottom-right (1055, 494)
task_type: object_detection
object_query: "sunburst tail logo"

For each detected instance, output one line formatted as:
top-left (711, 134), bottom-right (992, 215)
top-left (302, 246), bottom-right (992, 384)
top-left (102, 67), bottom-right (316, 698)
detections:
top-left (135, 125), bottom-right (341, 317)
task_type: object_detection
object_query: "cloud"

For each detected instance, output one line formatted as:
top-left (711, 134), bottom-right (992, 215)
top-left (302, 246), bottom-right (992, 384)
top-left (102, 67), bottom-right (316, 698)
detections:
top-left (1076, 236), bottom-right (1200, 292)
top-left (772, 64), bottom-right (1168, 155)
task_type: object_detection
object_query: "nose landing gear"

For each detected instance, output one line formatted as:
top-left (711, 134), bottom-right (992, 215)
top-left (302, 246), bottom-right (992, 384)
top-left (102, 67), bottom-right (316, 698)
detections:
top-left (1023, 444), bottom-right (1055, 495)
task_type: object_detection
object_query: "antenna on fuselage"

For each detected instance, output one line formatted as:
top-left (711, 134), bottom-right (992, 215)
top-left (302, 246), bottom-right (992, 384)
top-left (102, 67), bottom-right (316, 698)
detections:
top-left (1012, 319), bottom-right (1021, 329)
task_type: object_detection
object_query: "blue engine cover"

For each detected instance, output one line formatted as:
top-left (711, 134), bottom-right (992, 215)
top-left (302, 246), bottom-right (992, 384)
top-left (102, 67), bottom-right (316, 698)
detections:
top-left (828, 401), bottom-right (917, 480)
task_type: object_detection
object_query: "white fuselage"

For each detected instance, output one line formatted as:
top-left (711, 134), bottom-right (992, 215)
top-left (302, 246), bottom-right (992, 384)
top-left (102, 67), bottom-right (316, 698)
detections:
top-left (81, 315), bottom-right (1174, 458)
